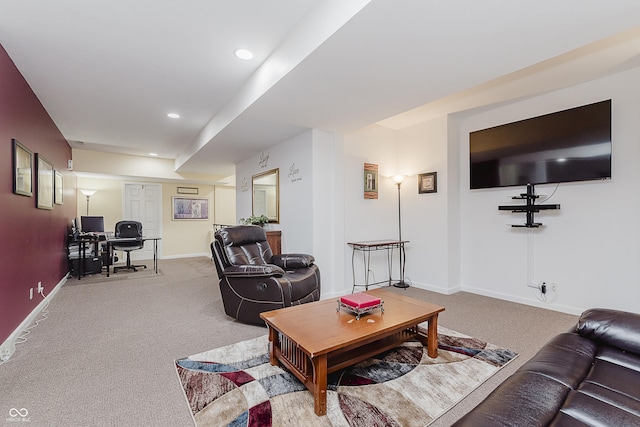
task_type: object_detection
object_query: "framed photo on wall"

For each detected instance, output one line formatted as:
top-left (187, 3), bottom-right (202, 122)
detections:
top-left (13, 139), bottom-right (33, 197)
top-left (172, 196), bottom-right (209, 220)
top-left (36, 153), bottom-right (54, 209)
top-left (54, 171), bottom-right (64, 205)
top-left (364, 163), bottom-right (379, 199)
top-left (176, 186), bottom-right (198, 195)
top-left (418, 171), bottom-right (437, 194)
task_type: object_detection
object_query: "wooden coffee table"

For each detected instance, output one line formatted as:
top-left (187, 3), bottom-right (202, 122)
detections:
top-left (260, 288), bottom-right (445, 416)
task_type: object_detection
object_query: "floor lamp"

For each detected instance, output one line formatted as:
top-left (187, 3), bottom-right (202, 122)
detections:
top-left (393, 175), bottom-right (409, 288)
top-left (80, 189), bottom-right (96, 215)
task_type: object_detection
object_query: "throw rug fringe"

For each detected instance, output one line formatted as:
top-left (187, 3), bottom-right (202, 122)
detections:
top-left (175, 325), bottom-right (517, 427)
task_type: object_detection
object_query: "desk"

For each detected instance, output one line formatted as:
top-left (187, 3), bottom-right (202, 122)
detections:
top-left (68, 234), bottom-right (101, 279)
top-left (347, 240), bottom-right (408, 291)
top-left (105, 237), bottom-right (161, 277)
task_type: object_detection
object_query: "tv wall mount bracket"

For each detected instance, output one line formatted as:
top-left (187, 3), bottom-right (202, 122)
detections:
top-left (498, 184), bottom-right (560, 228)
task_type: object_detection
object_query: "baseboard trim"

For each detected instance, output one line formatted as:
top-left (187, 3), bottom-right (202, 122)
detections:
top-left (161, 253), bottom-right (209, 260)
top-left (461, 285), bottom-right (584, 316)
top-left (0, 273), bottom-right (69, 362)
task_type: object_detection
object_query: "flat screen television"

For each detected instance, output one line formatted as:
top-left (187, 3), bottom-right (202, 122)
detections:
top-left (469, 99), bottom-right (611, 189)
top-left (81, 215), bottom-right (105, 233)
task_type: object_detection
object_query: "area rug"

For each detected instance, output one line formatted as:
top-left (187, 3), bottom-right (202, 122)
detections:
top-left (175, 325), bottom-right (517, 427)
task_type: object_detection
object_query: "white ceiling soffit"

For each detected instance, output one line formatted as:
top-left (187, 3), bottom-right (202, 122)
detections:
top-left (2, 1), bottom-right (640, 178)
top-left (177, 1), bottom-right (640, 175)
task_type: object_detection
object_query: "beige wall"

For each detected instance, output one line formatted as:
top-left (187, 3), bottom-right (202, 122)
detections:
top-left (75, 178), bottom-right (235, 259)
top-left (78, 177), bottom-right (235, 258)
top-left (161, 183), bottom-right (214, 257)
top-left (73, 149), bottom-right (236, 259)
top-left (76, 177), bottom-right (123, 230)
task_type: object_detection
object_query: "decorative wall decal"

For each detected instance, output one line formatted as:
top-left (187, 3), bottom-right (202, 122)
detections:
top-left (288, 163), bottom-right (301, 182)
top-left (241, 177), bottom-right (249, 192)
top-left (258, 152), bottom-right (270, 169)
top-left (364, 163), bottom-right (378, 199)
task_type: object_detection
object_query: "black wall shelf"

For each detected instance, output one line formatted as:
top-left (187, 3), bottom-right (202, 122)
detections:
top-left (498, 184), bottom-right (560, 228)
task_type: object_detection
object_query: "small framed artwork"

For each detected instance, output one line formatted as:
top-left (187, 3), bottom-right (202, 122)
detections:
top-left (177, 186), bottom-right (199, 195)
top-left (36, 153), bottom-right (54, 209)
top-left (172, 196), bottom-right (209, 220)
top-left (54, 171), bottom-right (64, 205)
top-left (13, 139), bottom-right (33, 197)
top-left (364, 163), bottom-right (379, 199)
top-left (418, 172), bottom-right (437, 194)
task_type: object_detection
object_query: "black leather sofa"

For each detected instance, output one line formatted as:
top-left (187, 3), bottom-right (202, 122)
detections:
top-left (211, 225), bottom-right (321, 325)
top-left (454, 308), bottom-right (640, 426)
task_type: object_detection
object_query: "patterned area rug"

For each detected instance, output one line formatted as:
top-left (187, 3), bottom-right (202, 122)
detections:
top-left (175, 325), bottom-right (517, 427)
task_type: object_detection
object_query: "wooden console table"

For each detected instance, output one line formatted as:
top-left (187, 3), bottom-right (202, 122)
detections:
top-left (266, 230), bottom-right (281, 255)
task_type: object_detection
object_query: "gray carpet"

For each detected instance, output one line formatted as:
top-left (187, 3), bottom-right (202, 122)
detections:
top-left (0, 257), bottom-right (577, 426)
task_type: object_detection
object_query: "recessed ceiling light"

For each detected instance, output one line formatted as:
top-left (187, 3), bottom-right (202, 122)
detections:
top-left (167, 113), bottom-right (180, 119)
top-left (149, 153), bottom-right (158, 157)
top-left (234, 48), bottom-right (254, 60)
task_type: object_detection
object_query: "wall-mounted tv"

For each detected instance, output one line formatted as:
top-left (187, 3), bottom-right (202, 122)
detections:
top-left (469, 99), bottom-right (611, 190)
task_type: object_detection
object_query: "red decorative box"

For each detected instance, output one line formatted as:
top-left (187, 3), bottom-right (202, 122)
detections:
top-left (337, 292), bottom-right (384, 319)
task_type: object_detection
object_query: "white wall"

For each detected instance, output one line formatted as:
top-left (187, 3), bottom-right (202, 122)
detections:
top-left (236, 129), bottom-right (346, 297)
top-left (458, 67), bottom-right (640, 314)
top-left (235, 67), bottom-right (640, 314)
top-left (342, 125), bottom-right (400, 290)
top-left (340, 66), bottom-right (640, 315)
top-left (236, 130), bottom-right (314, 252)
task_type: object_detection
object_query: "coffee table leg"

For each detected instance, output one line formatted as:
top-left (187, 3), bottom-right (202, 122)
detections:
top-left (427, 314), bottom-right (439, 358)
top-left (311, 354), bottom-right (328, 416)
top-left (267, 326), bottom-right (278, 366)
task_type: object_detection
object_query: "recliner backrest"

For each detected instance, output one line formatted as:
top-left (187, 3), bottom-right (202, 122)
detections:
top-left (215, 225), bottom-right (273, 267)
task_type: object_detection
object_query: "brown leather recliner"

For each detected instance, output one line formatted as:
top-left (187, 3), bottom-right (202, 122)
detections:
top-left (211, 225), bottom-right (321, 325)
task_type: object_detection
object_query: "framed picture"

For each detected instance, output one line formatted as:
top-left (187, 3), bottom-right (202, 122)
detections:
top-left (418, 172), bottom-right (437, 194)
top-left (177, 186), bottom-right (199, 195)
top-left (172, 196), bottom-right (209, 220)
top-left (13, 139), bottom-right (33, 197)
top-left (54, 171), bottom-right (64, 205)
top-left (364, 163), bottom-right (378, 199)
top-left (36, 154), bottom-right (54, 209)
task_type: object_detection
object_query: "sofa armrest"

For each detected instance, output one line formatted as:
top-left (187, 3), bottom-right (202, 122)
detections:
top-left (576, 308), bottom-right (640, 355)
top-left (223, 264), bottom-right (285, 277)
top-left (271, 254), bottom-right (315, 270)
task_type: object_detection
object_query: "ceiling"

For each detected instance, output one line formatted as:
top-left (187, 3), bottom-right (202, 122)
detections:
top-left (2, 1), bottom-right (640, 180)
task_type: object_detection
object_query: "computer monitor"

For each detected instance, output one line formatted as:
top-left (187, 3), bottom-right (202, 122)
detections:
top-left (81, 216), bottom-right (105, 233)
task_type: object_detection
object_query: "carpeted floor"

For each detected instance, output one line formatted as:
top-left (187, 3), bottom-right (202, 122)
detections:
top-left (176, 326), bottom-right (517, 426)
top-left (0, 257), bottom-right (577, 426)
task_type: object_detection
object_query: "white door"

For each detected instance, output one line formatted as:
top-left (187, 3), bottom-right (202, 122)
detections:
top-left (123, 183), bottom-right (162, 260)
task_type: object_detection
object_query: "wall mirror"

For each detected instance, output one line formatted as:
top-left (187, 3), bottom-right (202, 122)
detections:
top-left (252, 168), bottom-right (279, 223)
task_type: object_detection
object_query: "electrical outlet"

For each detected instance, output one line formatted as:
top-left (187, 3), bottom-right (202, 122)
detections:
top-left (29, 288), bottom-right (33, 300)
top-left (0, 341), bottom-right (16, 361)
top-left (37, 281), bottom-right (43, 294)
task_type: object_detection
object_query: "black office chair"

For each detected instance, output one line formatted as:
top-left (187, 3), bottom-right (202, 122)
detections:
top-left (113, 220), bottom-right (147, 272)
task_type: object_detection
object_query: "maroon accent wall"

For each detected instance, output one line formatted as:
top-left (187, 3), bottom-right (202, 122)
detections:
top-left (0, 44), bottom-right (76, 344)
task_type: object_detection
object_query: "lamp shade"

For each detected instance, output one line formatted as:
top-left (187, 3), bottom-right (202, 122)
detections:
top-left (80, 189), bottom-right (96, 197)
